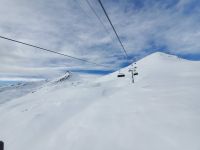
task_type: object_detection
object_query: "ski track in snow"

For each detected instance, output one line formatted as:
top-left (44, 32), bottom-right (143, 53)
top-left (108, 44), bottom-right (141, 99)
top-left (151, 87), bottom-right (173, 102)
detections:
top-left (0, 52), bottom-right (200, 150)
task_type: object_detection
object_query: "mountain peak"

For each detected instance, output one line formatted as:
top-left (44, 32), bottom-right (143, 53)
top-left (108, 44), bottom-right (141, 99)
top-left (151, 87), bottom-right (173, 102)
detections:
top-left (148, 51), bottom-right (174, 58)
top-left (139, 51), bottom-right (182, 64)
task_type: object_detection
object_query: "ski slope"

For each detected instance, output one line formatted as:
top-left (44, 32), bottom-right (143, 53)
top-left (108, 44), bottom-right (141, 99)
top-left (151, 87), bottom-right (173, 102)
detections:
top-left (0, 52), bottom-right (200, 150)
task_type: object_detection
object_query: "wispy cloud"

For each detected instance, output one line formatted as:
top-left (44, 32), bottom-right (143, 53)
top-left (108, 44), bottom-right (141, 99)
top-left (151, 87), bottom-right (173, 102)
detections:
top-left (0, 0), bottom-right (200, 80)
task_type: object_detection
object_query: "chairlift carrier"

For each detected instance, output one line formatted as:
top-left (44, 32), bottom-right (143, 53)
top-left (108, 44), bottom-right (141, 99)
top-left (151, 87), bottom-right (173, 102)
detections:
top-left (117, 70), bottom-right (125, 77)
top-left (117, 73), bottom-right (125, 77)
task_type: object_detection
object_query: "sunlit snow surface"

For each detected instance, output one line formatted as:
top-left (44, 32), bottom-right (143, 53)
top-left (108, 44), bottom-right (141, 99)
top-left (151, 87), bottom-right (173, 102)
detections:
top-left (0, 52), bottom-right (200, 150)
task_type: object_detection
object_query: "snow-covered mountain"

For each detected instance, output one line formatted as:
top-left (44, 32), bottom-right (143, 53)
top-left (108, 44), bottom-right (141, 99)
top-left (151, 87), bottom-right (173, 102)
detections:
top-left (0, 52), bottom-right (200, 150)
top-left (0, 81), bottom-right (47, 105)
top-left (0, 71), bottom-right (86, 105)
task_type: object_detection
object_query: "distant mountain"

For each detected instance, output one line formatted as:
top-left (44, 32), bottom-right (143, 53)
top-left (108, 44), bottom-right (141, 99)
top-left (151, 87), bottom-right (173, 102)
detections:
top-left (0, 52), bottom-right (200, 150)
top-left (0, 71), bottom-right (79, 104)
top-left (0, 81), bottom-right (48, 105)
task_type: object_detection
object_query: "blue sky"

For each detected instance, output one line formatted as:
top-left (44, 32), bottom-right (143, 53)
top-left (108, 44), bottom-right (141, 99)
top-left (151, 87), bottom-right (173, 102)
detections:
top-left (0, 0), bottom-right (200, 80)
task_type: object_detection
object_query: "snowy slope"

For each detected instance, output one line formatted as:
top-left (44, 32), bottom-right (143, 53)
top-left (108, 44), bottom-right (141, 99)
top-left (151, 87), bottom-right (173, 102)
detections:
top-left (0, 71), bottom-right (84, 105)
top-left (0, 81), bottom-right (47, 105)
top-left (0, 52), bottom-right (200, 150)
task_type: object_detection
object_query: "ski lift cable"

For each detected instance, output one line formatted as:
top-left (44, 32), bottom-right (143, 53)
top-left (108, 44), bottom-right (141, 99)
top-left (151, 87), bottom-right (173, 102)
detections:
top-left (97, 0), bottom-right (128, 59)
top-left (85, 0), bottom-right (110, 35)
top-left (0, 35), bottom-right (111, 68)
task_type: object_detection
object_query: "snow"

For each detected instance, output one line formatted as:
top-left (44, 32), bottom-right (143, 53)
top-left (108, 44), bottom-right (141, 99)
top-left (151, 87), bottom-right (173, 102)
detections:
top-left (0, 52), bottom-right (200, 150)
top-left (0, 81), bottom-right (47, 105)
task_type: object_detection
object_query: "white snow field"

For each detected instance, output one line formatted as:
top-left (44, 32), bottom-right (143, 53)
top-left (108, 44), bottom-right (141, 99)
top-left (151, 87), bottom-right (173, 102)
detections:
top-left (0, 52), bottom-right (200, 150)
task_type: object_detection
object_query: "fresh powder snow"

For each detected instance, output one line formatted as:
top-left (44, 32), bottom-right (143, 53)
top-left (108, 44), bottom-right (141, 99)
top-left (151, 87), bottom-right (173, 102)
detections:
top-left (0, 52), bottom-right (200, 150)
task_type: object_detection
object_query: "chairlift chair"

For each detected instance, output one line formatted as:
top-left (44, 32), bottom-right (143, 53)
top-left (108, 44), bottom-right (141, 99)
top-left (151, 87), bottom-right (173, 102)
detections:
top-left (117, 72), bottom-right (125, 77)
top-left (134, 72), bottom-right (138, 76)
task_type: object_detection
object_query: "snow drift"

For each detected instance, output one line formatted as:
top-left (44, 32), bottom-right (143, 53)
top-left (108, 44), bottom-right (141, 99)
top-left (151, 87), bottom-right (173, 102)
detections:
top-left (0, 52), bottom-right (200, 150)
